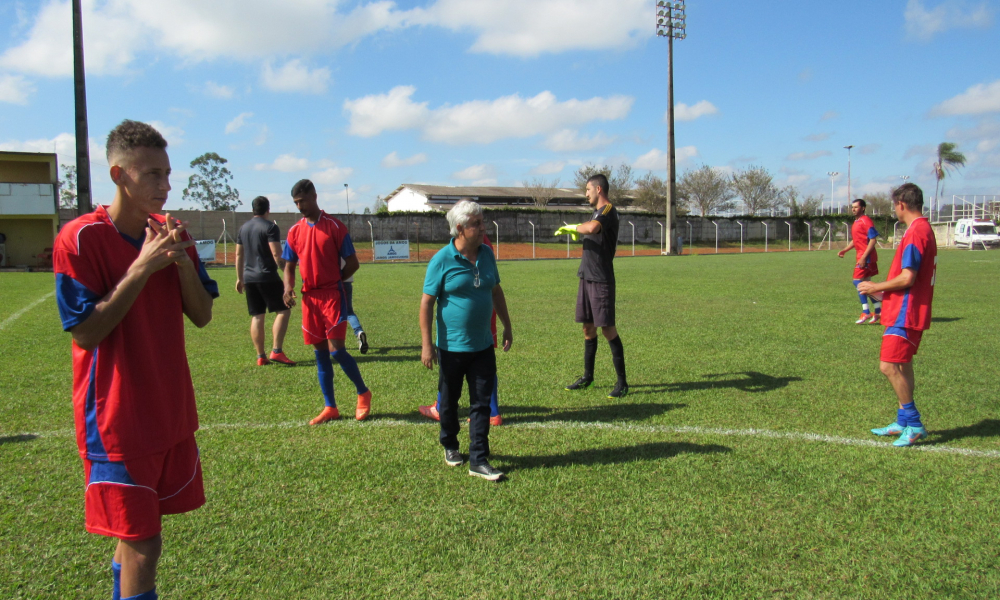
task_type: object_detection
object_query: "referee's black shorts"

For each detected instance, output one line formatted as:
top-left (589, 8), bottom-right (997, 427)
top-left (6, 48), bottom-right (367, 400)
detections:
top-left (245, 280), bottom-right (288, 316)
top-left (575, 278), bottom-right (615, 328)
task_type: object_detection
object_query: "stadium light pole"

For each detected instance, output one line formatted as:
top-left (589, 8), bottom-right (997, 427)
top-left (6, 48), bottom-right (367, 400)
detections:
top-left (72, 0), bottom-right (92, 214)
top-left (827, 172), bottom-right (839, 217)
top-left (844, 145), bottom-right (854, 211)
top-left (656, 0), bottom-right (686, 255)
top-left (344, 183), bottom-right (350, 215)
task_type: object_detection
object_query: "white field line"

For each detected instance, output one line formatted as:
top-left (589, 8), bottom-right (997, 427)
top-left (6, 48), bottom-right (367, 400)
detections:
top-left (11, 418), bottom-right (1000, 460)
top-left (0, 291), bottom-right (55, 331)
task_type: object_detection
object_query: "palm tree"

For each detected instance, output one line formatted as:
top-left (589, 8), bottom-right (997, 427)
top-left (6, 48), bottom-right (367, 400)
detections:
top-left (932, 142), bottom-right (966, 216)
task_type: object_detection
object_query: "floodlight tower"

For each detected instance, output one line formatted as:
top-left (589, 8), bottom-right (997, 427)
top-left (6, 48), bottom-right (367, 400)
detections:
top-left (657, 0), bottom-right (686, 255)
top-left (844, 145), bottom-right (854, 210)
top-left (827, 171), bottom-right (839, 215)
top-left (72, 0), bottom-right (92, 213)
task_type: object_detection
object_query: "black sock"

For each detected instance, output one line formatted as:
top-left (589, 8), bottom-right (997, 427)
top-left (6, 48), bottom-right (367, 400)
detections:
top-left (583, 337), bottom-right (598, 380)
top-left (608, 335), bottom-right (626, 385)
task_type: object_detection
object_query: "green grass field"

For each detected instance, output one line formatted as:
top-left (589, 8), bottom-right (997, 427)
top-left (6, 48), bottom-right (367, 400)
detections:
top-left (2, 250), bottom-right (999, 598)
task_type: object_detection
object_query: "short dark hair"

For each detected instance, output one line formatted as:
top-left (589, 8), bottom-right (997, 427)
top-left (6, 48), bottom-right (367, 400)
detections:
top-left (852, 198), bottom-right (866, 209)
top-left (291, 179), bottom-right (315, 198)
top-left (106, 120), bottom-right (167, 163)
top-left (251, 196), bottom-right (270, 216)
top-left (587, 173), bottom-right (610, 196)
top-left (892, 183), bottom-right (923, 212)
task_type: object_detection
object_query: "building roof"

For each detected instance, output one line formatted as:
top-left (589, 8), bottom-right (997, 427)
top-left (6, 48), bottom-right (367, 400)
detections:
top-left (384, 184), bottom-right (588, 209)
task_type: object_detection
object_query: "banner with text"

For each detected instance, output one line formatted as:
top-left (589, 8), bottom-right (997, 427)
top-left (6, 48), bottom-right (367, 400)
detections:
top-left (195, 240), bottom-right (217, 262)
top-left (374, 240), bottom-right (410, 261)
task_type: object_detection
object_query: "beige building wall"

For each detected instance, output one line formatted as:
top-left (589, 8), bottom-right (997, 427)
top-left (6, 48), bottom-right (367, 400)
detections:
top-left (0, 152), bottom-right (58, 269)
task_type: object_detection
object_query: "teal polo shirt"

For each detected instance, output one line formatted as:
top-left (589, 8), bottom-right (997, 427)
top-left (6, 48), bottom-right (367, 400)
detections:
top-left (423, 239), bottom-right (500, 352)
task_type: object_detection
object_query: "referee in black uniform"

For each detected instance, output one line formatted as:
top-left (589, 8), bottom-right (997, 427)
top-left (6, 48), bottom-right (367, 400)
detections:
top-left (556, 173), bottom-right (628, 398)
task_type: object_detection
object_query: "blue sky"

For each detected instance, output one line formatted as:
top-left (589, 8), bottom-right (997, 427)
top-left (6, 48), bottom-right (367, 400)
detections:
top-left (1, 0), bottom-right (998, 213)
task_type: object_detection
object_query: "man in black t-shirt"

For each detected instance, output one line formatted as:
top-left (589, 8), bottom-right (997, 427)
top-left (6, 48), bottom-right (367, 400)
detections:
top-left (236, 196), bottom-right (296, 366)
top-left (554, 173), bottom-right (628, 398)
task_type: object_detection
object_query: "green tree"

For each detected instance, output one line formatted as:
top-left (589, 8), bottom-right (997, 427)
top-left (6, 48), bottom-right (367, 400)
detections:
top-left (798, 194), bottom-right (823, 217)
top-left (634, 172), bottom-right (667, 213)
top-left (521, 177), bottom-right (561, 208)
top-left (863, 192), bottom-right (892, 217)
top-left (58, 163), bottom-right (77, 210)
top-left (182, 152), bottom-right (241, 211)
top-left (730, 166), bottom-right (779, 216)
top-left (932, 142), bottom-right (966, 206)
top-left (678, 164), bottom-right (735, 216)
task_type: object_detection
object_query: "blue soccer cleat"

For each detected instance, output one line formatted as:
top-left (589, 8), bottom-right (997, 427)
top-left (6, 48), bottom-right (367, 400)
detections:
top-left (871, 422), bottom-right (905, 436)
top-left (892, 426), bottom-right (928, 447)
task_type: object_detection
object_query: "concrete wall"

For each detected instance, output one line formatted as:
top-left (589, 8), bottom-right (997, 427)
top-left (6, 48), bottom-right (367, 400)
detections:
top-left (0, 215), bottom-right (58, 267)
top-left (386, 188), bottom-right (433, 212)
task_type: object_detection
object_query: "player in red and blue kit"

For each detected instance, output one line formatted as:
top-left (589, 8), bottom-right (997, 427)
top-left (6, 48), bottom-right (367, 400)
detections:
top-left (858, 183), bottom-right (936, 447)
top-left (282, 179), bottom-right (372, 424)
top-left (838, 198), bottom-right (881, 324)
top-left (54, 120), bottom-right (217, 600)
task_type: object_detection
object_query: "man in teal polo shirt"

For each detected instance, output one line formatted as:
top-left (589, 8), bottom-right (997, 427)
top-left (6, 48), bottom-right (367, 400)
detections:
top-left (420, 200), bottom-right (513, 481)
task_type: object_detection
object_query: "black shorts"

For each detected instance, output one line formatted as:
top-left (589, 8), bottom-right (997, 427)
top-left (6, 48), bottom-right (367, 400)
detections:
top-left (245, 280), bottom-right (287, 316)
top-left (576, 279), bottom-right (615, 328)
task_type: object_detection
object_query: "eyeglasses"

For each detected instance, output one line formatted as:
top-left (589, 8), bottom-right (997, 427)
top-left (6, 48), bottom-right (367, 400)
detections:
top-left (472, 265), bottom-right (481, 288)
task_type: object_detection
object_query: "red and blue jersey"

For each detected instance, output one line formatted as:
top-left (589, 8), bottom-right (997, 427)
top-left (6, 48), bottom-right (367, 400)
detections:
top-left (54, 205), bottom-right (219, 462)
top-left (282, 212), bottom-right (356, 294)
top-left (851, 215), bottom-right (879, 267)
top-left (881, 217), bottom-right (936, 331)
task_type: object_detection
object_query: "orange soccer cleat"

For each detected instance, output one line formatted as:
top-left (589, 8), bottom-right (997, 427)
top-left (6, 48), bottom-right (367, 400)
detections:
top-left (268, 351), bottom-right (296, 365)
top-left (257, 356), bottom-right (271, 366)
top-left (490, 415), bottom-right (503, 427)
top-left (418, 404), bottom-right (441, 421)
top-left (356, 390), bottom-right (372, 421)
top-left (309, 406), bottom-right (340, 425)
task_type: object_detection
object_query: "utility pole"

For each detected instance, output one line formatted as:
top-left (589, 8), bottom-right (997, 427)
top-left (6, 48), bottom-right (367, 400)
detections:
top-left (656, 1), bottom-right (686, 255)
top-left (72, 0), bottom-right (92, 214)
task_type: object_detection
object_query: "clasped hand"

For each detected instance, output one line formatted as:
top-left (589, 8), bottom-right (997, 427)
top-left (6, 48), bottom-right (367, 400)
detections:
top-left (135, 213), bottom-right (194, 275)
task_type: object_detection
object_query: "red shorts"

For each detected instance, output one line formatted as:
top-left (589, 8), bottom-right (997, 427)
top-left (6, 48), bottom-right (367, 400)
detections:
top-left (301, 288), bottom-right (347, 345)
top-left (880, 327), bottom-right (923, 363)
top-left (83, 435), bottom-right (204, 541)
top-left (853, 265), bottom-right (878, 279)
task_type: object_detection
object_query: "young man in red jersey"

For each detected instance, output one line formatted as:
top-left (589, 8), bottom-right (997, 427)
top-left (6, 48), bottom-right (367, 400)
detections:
top-left (282, 179), bottom-right (372, 423)
top-left (53, 120), bottom-right (218, 600)
top-left (838, 198), bottom-right (882, 324)
top-left (858, 183), bottom-right (937, 447)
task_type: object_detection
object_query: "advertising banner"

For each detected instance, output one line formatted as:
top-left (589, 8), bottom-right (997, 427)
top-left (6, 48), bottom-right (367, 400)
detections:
top-left (373, 240), bottom-right (410, 260)
top-left (195, 240), bottom-right (217, 262)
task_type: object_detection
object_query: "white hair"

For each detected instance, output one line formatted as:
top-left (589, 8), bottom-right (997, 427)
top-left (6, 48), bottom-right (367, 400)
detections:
top-left (446, 199), bottom-right (483, 237)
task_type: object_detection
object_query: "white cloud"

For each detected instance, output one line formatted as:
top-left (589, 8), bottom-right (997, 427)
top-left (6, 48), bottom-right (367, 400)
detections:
top-left (859, 144), bottom-right (881, 155)
top-left (0, 74), bottom-right (35, 104)
top-left (225, 112), bottom-right (254, 134)
top-left (786, 150), bottom-right (833, 161)
top-left (452, 164), bottom-right (496, 181)
top-left (820, 110), bottom-right (839, 121)
top-left (530, 160), bottom-right (566, 176)
top-left (805, 132), bottom-right (832, 142)
top-left (204, 81), bottom-right (235, 99)
top-left (904, 0), bottom-right (992, 41)
top-left (670, 100), bottom-right (718, 122)
top-left (633, 146), bottom-right (698, 170)
top-left (345, 86), bottom-right (633, 144)
top-left (543, 129), bottom-right (616, 152)
top-left (254, 125), bottom-right (269, 146)
top-left (147, 121), bottom-right (184, 146)
top-left (261, 59), bottom-right (331, 94)
top-left (312, 166), bottom-right (354, 185)
top-left (255, 154), bottom-right (310, 172)
top-left (0, 132), bottom-right (104, 168)
top-left (931, 79), bottom-right (1000, 116)
top-left (409, 0), bottom-right (650, 57)
top-left (381, 151), bottom-right (428, 168)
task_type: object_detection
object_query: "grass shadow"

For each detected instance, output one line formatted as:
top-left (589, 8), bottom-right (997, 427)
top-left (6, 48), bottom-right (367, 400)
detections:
top-left (925, 419), bottom-right (1000, 446)
top-left (931, 317), bottom-right (962, 323)
top-left (502, 403), bottom-right (686, 423)
top-left (0, 434), bottom-right (38, 445)
top-left (495, 441), bottom-right (731, 471)
top-left (631, 371), bottom-right (803, 394)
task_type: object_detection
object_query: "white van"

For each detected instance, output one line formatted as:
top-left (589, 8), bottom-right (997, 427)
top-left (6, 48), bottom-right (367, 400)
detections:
top-left (954, 219), bottom-right (1000, 249)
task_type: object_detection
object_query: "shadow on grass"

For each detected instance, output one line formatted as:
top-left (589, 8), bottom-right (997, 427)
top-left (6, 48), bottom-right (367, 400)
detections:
top-left (630, 371), bottom-right (803, 394)
top-left (0, 434), bottom-right (38, 445)
top-left (925, 419), bottom-right (1000, 446)
top-left (931, 317), bottom-right (962, 323)
top-left (494, 441), bottom-right (731, 471)
top-left (356, 345), bottom-right (421, 364)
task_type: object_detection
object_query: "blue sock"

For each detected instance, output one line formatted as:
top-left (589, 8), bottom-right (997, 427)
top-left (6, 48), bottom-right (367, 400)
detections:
top-left (853, 280), bottom-right (870, 314)
top-left (435, 391), bottom-right (441, 412)
top-left (902, 402), bottom-right (923, 428)
top-left (896, 408), bottom-right (907, 427)
top-left (332, 348), bottom-right (368, 394)
top-left (112, 560), bottom-right (121, 600)
top-left (871, 299), bottom-right (882, 315)
top-left (489, 375), bottom-right (500, 418)
top-left (315, 349), bottom-right (336, 407)
top-left (123, 589), bottom-right (157, 600)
